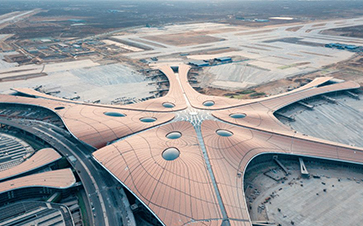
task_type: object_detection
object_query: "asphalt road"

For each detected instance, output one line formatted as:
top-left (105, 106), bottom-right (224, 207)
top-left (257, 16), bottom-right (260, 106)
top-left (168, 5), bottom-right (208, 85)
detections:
top-left (0, 118), bottom-right (131, 226)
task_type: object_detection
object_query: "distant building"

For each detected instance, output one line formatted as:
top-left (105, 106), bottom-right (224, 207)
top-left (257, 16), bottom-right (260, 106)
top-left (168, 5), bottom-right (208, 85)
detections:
top-left (255, 19), bottom-right (270, 23)
top-left (214, 57), bottom-right (232, 63)
top-left (188, 60), bottom-right (209, 67)
top-left (325, 43), bottom-right (361, 52)
top-left (57, 43), bottom-right (68, 48)
top-left (345, 45), bottom-right (359, 50)
top-left (40, 38), bottom-right (52, 43)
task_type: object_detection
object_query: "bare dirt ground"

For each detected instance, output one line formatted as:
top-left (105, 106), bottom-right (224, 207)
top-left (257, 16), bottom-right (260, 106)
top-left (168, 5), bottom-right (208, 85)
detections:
top-left (321, 25), bottom-right (363, 38)
top-left (286, 26), bottom-right (303, 32)
top-left (226, 19), bottom-right (298, 28)
top-left (143, 32), bottom-right (224, 46)
top-left (187, 47), bottom-right (237, 56)
top-left (312, 23), bottom-right (327, 27)
top-left (324, 54), bottom-right (363, 85)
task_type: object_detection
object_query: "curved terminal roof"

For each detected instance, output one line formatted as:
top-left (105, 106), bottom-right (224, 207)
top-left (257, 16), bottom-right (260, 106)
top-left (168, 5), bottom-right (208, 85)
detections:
top-left (94, 120), bottom-right (363, 225)
top-left (92, 65), bottom-right (362, 226)
top-left (0, 95), bottom-right (174, 148)
top-left (94, 119), bottom-right (363, 225)
top-left (0, 168), bottom-right (76, 194)
top-left (94, 121), bottom-right (223, 225)
top-left (212, 78), bottom-right (360, 134)
top-left (0, 148), bottom-right (62, 181)
top-left (201, 120), bottom-right (363, 224)
top-left (2, 64), bottom-right (362, 225)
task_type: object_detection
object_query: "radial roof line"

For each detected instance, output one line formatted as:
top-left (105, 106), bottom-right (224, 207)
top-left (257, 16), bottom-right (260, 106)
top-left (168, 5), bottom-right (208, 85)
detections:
top-left (93, 121), bottom-right (224, 225)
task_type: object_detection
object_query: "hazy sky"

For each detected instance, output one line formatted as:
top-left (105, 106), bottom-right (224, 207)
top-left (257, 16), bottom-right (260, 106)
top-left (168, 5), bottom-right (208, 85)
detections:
top-left (7, 0), bottom-right (342, 1)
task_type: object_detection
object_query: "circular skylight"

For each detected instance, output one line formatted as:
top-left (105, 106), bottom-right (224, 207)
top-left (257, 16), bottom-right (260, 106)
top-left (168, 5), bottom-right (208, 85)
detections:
top-left (162, 147), bottom-right (180, 161)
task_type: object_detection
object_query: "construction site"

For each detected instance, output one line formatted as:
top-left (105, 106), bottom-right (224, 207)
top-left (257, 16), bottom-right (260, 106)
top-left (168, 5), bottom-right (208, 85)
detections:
top-left (244, 89), bottom-right (363, 226)
top-left (245, 154), bottom-right (363, 226)
top-left (276, 92), bottom-right (363, 147)
top-left (0, 2), bottom-right (363, 102)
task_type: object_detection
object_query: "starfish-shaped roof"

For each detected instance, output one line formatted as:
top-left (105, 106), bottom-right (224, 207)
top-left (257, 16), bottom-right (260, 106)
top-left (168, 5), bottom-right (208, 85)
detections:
top-left (1, 64), bottom-right (362, 225)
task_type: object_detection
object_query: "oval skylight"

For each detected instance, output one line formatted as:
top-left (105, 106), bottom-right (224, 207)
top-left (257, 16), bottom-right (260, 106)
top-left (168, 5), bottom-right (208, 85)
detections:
top-left (216, 129), bottom-right (233, 137)
top-left (162, 147), bottom-right (180, 161)
top-left (162, 102), bottom-right (175, 108)
top-left (104, 112), bottom-right (126, 117)
top-left (166, 131), bottom-right (182, 139)
top-left (203, 100), bottom-right (215, 107)
top-left (139, 117), bottom-right (157, 123)
top-left (230, 113), bottom-right (246, 119)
